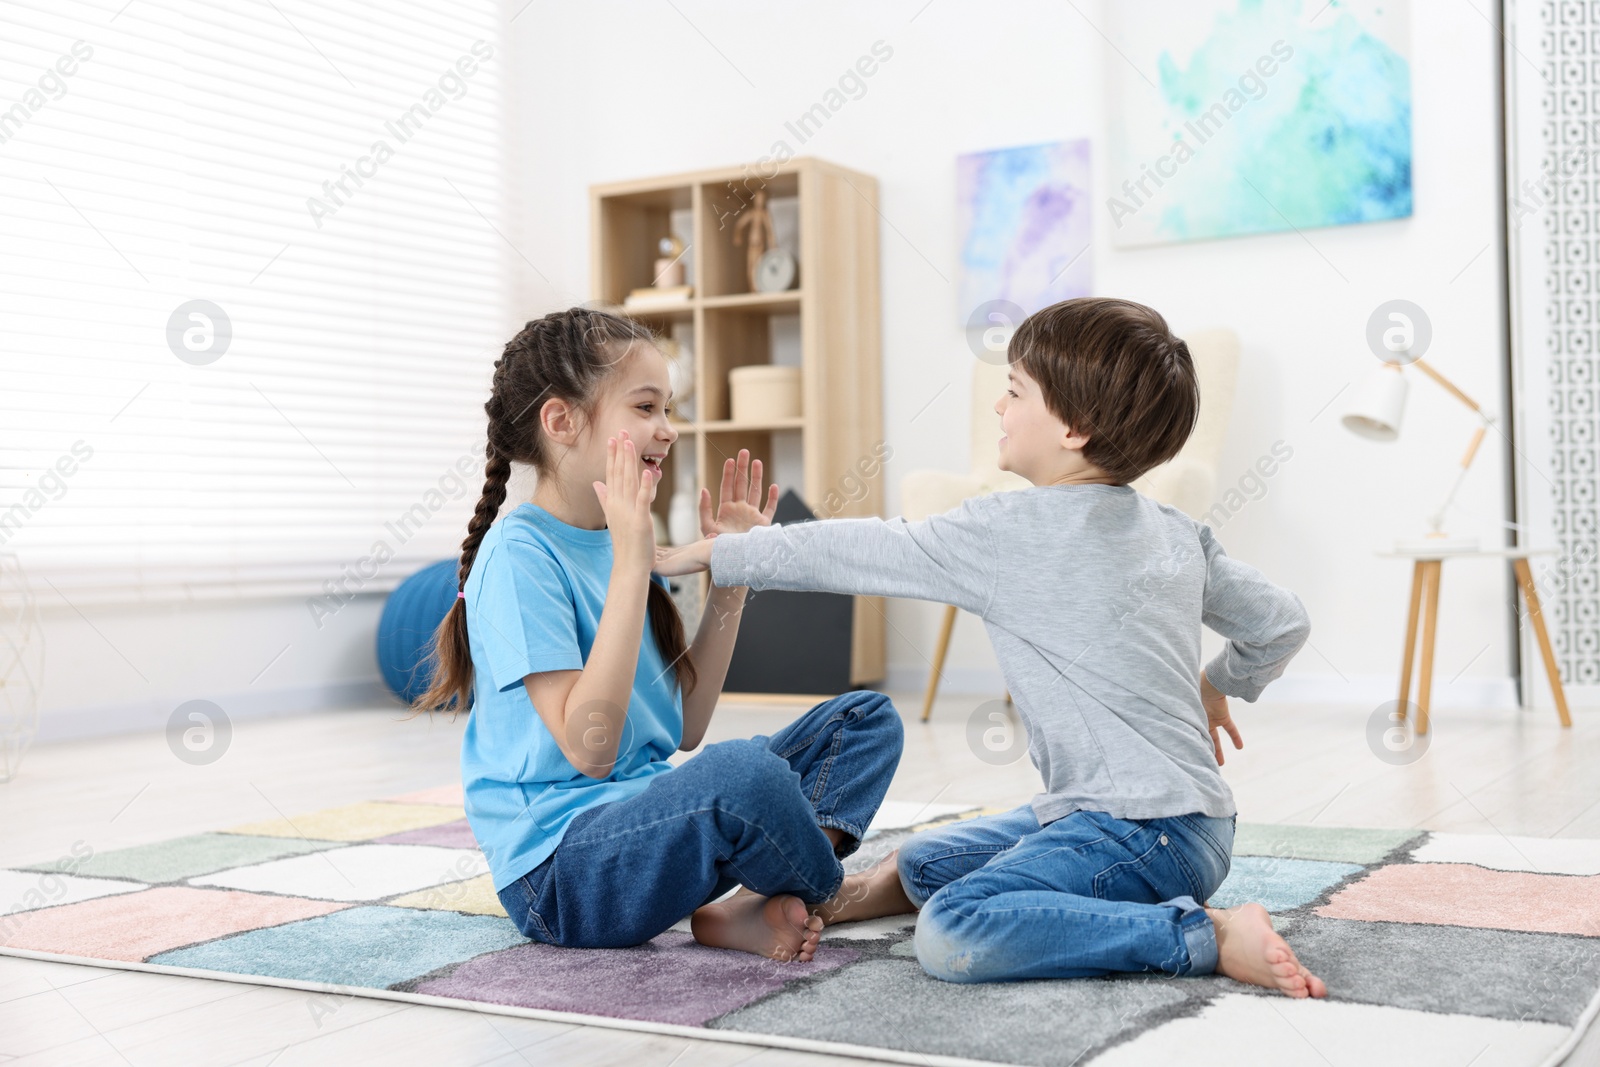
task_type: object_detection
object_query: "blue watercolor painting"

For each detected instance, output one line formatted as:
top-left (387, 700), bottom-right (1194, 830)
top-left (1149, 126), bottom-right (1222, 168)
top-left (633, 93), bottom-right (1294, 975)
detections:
top-left (956, 139), bottom-right (1092, 326)
top-left (1106, 0), bottom-right (1412, 247)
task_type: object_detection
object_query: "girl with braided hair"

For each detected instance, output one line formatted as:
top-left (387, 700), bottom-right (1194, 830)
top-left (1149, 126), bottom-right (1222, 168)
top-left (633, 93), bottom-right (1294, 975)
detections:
top-left (414, 307), bottom-right (905, 961)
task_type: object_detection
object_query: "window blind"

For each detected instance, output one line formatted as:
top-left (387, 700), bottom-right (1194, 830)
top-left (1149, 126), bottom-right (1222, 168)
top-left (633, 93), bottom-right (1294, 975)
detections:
top-left (0, 0), bottom-right (510, 606)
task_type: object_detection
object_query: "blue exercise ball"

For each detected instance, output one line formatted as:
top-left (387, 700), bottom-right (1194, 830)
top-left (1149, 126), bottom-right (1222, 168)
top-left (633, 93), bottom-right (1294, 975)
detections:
top-left (377, 558), bottom-right (463, 706)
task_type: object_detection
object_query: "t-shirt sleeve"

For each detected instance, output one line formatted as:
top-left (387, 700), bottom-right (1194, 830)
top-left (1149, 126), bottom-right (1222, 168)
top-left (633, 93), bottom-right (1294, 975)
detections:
top-left (471, 538), bottom-right (585, 693)
top-left (1197, 524), bottom-right (1311, 702)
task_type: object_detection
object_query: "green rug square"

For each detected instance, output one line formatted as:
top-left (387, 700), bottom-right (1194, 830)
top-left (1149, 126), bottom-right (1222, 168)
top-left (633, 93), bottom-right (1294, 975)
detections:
top-left (1208, 856), bottom-right (1362, 911)
top-left (1233, 823), bottom-right (1423, 865)
top-left (23, 833), bottom-right (345, 883)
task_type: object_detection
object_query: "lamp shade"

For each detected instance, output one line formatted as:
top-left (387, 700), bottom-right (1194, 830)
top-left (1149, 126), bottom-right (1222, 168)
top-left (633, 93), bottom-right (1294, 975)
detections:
top-left (1341, 365), bottom-right (1408, 441)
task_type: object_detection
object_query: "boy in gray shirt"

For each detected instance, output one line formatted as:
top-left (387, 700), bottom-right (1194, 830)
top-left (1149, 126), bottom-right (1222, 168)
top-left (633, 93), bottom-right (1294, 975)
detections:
top-left (660, 296), bottom-right (1323, 998)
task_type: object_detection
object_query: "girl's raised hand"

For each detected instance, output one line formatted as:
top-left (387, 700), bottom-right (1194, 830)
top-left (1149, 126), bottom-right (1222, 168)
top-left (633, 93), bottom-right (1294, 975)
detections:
top-left (699, 448), bottom-right (780, 537)
top-left (592, 430), bottom-right (658, 575)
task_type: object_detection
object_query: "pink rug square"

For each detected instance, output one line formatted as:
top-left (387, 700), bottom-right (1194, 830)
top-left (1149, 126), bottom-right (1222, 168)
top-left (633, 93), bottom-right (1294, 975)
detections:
top-left (1318, 862), bottom-right (1600, 936)
top-left (0, 886), bottom-right (351, 961)
top-left (383, 784), bottom-right (464, 806)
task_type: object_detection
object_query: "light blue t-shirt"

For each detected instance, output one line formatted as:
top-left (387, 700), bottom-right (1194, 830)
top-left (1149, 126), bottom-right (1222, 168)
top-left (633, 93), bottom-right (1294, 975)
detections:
top-left (460, 503), bottom-right (684, 891)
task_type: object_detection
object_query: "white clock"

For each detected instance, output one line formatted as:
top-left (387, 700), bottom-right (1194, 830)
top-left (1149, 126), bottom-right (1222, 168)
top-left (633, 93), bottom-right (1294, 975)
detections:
top-left (754, 248), bottom-right (798, 293)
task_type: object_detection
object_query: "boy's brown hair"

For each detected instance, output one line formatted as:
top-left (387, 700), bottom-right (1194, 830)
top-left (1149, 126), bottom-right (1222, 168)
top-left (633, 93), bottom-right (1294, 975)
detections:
top-left (1007, 297), bottom-right (1199, 484)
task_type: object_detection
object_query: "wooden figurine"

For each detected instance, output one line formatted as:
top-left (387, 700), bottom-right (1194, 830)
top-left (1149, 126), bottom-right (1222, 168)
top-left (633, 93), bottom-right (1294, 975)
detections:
top-left (731, 188), bottom-right (777, 292)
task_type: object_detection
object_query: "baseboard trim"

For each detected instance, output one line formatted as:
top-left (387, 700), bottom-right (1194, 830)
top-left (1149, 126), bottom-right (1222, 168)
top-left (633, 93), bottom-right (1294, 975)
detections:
top-left (1256, 674), bottom-right (1522, 710)
top-left (884, 666), bottom-right (1528, 711)
top-left (32, 667), bottom-right (1572, 747)
top-left (33, 679), bottom-right (396, 745)
top-left (883, 665), bottom-right (1010, 702)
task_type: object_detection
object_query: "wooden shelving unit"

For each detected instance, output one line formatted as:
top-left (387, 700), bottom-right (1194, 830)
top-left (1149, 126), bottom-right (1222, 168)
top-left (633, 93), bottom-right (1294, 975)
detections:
top-left (590, 157), bottom-right (885, 686)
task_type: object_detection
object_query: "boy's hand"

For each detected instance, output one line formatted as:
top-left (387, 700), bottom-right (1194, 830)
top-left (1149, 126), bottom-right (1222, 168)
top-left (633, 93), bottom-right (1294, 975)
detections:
top-left (701, 449), bottom-right (779, 536)
top-left (650, 451), bottom-right (774, 582)
top-left (653, 538), bottom-right (713, 577)
top-left (1201, 670), bottom-right (1243, 766)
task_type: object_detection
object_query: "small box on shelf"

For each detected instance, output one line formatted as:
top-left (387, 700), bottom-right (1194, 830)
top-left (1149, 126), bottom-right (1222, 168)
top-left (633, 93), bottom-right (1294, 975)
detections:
top-left (729, 365), bottom-right (801, 423)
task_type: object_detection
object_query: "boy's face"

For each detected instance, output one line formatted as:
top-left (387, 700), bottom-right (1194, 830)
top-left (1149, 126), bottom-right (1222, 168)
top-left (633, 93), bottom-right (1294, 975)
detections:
top-left (994, 364), bottom-right (1096, 485)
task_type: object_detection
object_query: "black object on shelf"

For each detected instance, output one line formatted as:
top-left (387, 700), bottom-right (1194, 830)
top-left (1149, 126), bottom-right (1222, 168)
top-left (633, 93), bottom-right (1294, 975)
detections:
top-left (722, 489), bottom-right (856, 695)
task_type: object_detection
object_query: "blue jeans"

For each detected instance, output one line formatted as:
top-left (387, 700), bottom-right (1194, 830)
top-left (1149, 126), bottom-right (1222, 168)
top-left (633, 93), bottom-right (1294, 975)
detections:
top-left (496, 690), bottom-right (904, 948)
top-left (898, 804), bottom-right (1235, 983)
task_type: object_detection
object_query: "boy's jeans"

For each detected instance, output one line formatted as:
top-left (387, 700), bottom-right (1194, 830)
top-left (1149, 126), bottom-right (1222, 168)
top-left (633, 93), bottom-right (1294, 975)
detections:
top-left (898, 804), bottom-right (1235, 983)
top-left (496, 690), bottom-right (903, 948)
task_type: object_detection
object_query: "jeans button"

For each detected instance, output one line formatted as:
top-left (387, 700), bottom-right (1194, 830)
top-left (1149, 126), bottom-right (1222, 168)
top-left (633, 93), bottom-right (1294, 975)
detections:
top-left (1159, 834), bottom-right (1169, 846)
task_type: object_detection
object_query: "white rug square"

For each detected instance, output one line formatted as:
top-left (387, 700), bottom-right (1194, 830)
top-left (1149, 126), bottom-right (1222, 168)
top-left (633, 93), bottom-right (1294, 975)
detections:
top-left (189, 844), bottom-right (488, 902)
top-left (1093, 991), bottom-right (1571, 1067)
top-left (1409, 831), bottom-right (1600, 875)
top-left (0, 869), bottom-right (146, 913)
top-left (865, 801), bottom-right (979, 834)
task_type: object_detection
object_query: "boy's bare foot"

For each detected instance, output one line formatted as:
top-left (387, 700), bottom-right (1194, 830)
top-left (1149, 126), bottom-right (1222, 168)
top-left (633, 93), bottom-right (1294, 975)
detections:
top-left (690, 890), bottom-right (823, 961)
top-left (1205, 903), bottom-right (1328, 998)
top-left (811, 850), bottom-right (916, 925)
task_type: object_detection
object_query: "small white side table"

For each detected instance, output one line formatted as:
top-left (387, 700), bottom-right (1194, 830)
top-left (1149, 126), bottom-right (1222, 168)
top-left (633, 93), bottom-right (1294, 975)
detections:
top-left (1379, 547), bottom-right (1573, 735)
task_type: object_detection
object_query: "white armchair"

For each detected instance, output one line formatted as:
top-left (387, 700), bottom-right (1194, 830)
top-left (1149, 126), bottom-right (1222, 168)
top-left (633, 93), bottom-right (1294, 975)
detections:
top-left (899, 328), bottom-right (1241, 720)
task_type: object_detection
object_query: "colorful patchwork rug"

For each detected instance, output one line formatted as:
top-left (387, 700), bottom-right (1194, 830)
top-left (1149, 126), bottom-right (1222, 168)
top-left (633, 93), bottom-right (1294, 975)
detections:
top-left (2, 788), bottom-right (1597, 1067)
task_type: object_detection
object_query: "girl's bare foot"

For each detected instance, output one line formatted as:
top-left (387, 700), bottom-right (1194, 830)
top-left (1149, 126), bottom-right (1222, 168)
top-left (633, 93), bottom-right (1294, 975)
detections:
top-left (1205, 903), bottom-right (1328, 998)
top-left (690, 890), bottom-right (823, 961)
top-left (811, 850), bottom-right (916, 925)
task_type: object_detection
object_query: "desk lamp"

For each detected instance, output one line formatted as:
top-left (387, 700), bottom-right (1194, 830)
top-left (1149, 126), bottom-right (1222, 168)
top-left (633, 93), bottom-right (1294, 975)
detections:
top-left (1341, 354), bottom-right (1494, 553)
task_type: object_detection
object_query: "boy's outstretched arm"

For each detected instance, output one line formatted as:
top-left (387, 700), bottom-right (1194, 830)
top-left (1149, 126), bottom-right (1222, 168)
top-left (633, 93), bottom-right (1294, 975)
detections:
top-left (707, 497), bottom-right (1000, 618)
top-left (1198, 524), bottom-right (1311, 703)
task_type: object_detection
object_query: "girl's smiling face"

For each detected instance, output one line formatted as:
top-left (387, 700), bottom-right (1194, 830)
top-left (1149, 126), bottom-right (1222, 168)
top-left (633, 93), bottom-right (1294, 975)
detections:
top-left (533, 340), bottom-right (680, 530)
top-left (579, 342), bottom-right (678, 485)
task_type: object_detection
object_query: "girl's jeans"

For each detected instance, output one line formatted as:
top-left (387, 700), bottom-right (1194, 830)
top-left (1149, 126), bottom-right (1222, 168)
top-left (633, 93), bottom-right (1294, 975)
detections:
top-left (496, 690), bottom-right (903, 948)
top-left (898, 804), bottom-right (1236, 982)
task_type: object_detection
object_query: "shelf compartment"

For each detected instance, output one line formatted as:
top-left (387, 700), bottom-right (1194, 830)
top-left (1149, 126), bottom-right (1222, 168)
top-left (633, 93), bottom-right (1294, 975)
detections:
top-left (594, 185), bottom-right (694, 308)
top-left (699, 304), bottom-right (799, 423)
top-left (697, 171), bottom-right (801, 299)
top-left (700, 427), bottom-right (804, 509)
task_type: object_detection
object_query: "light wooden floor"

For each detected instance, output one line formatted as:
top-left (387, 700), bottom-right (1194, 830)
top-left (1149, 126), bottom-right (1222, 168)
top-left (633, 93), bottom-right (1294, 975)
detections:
top-left (1, 690), bottom-right (1594, 1066)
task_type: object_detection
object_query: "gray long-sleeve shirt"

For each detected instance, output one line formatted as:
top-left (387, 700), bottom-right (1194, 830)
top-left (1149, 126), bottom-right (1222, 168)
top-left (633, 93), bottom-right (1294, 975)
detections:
top-left (710, 484), bottom-right (1310, 824)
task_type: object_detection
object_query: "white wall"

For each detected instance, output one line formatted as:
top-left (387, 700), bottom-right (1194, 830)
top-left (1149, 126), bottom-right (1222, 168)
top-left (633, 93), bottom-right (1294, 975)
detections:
top-left (28, 0), bottom-right (1518, 743)
top-left (505, 0), bottom-right (1519, 711)
top-left (32, 480), bottom-right (530, 744)
top-left (31, 598), bottom-right (391, 743)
